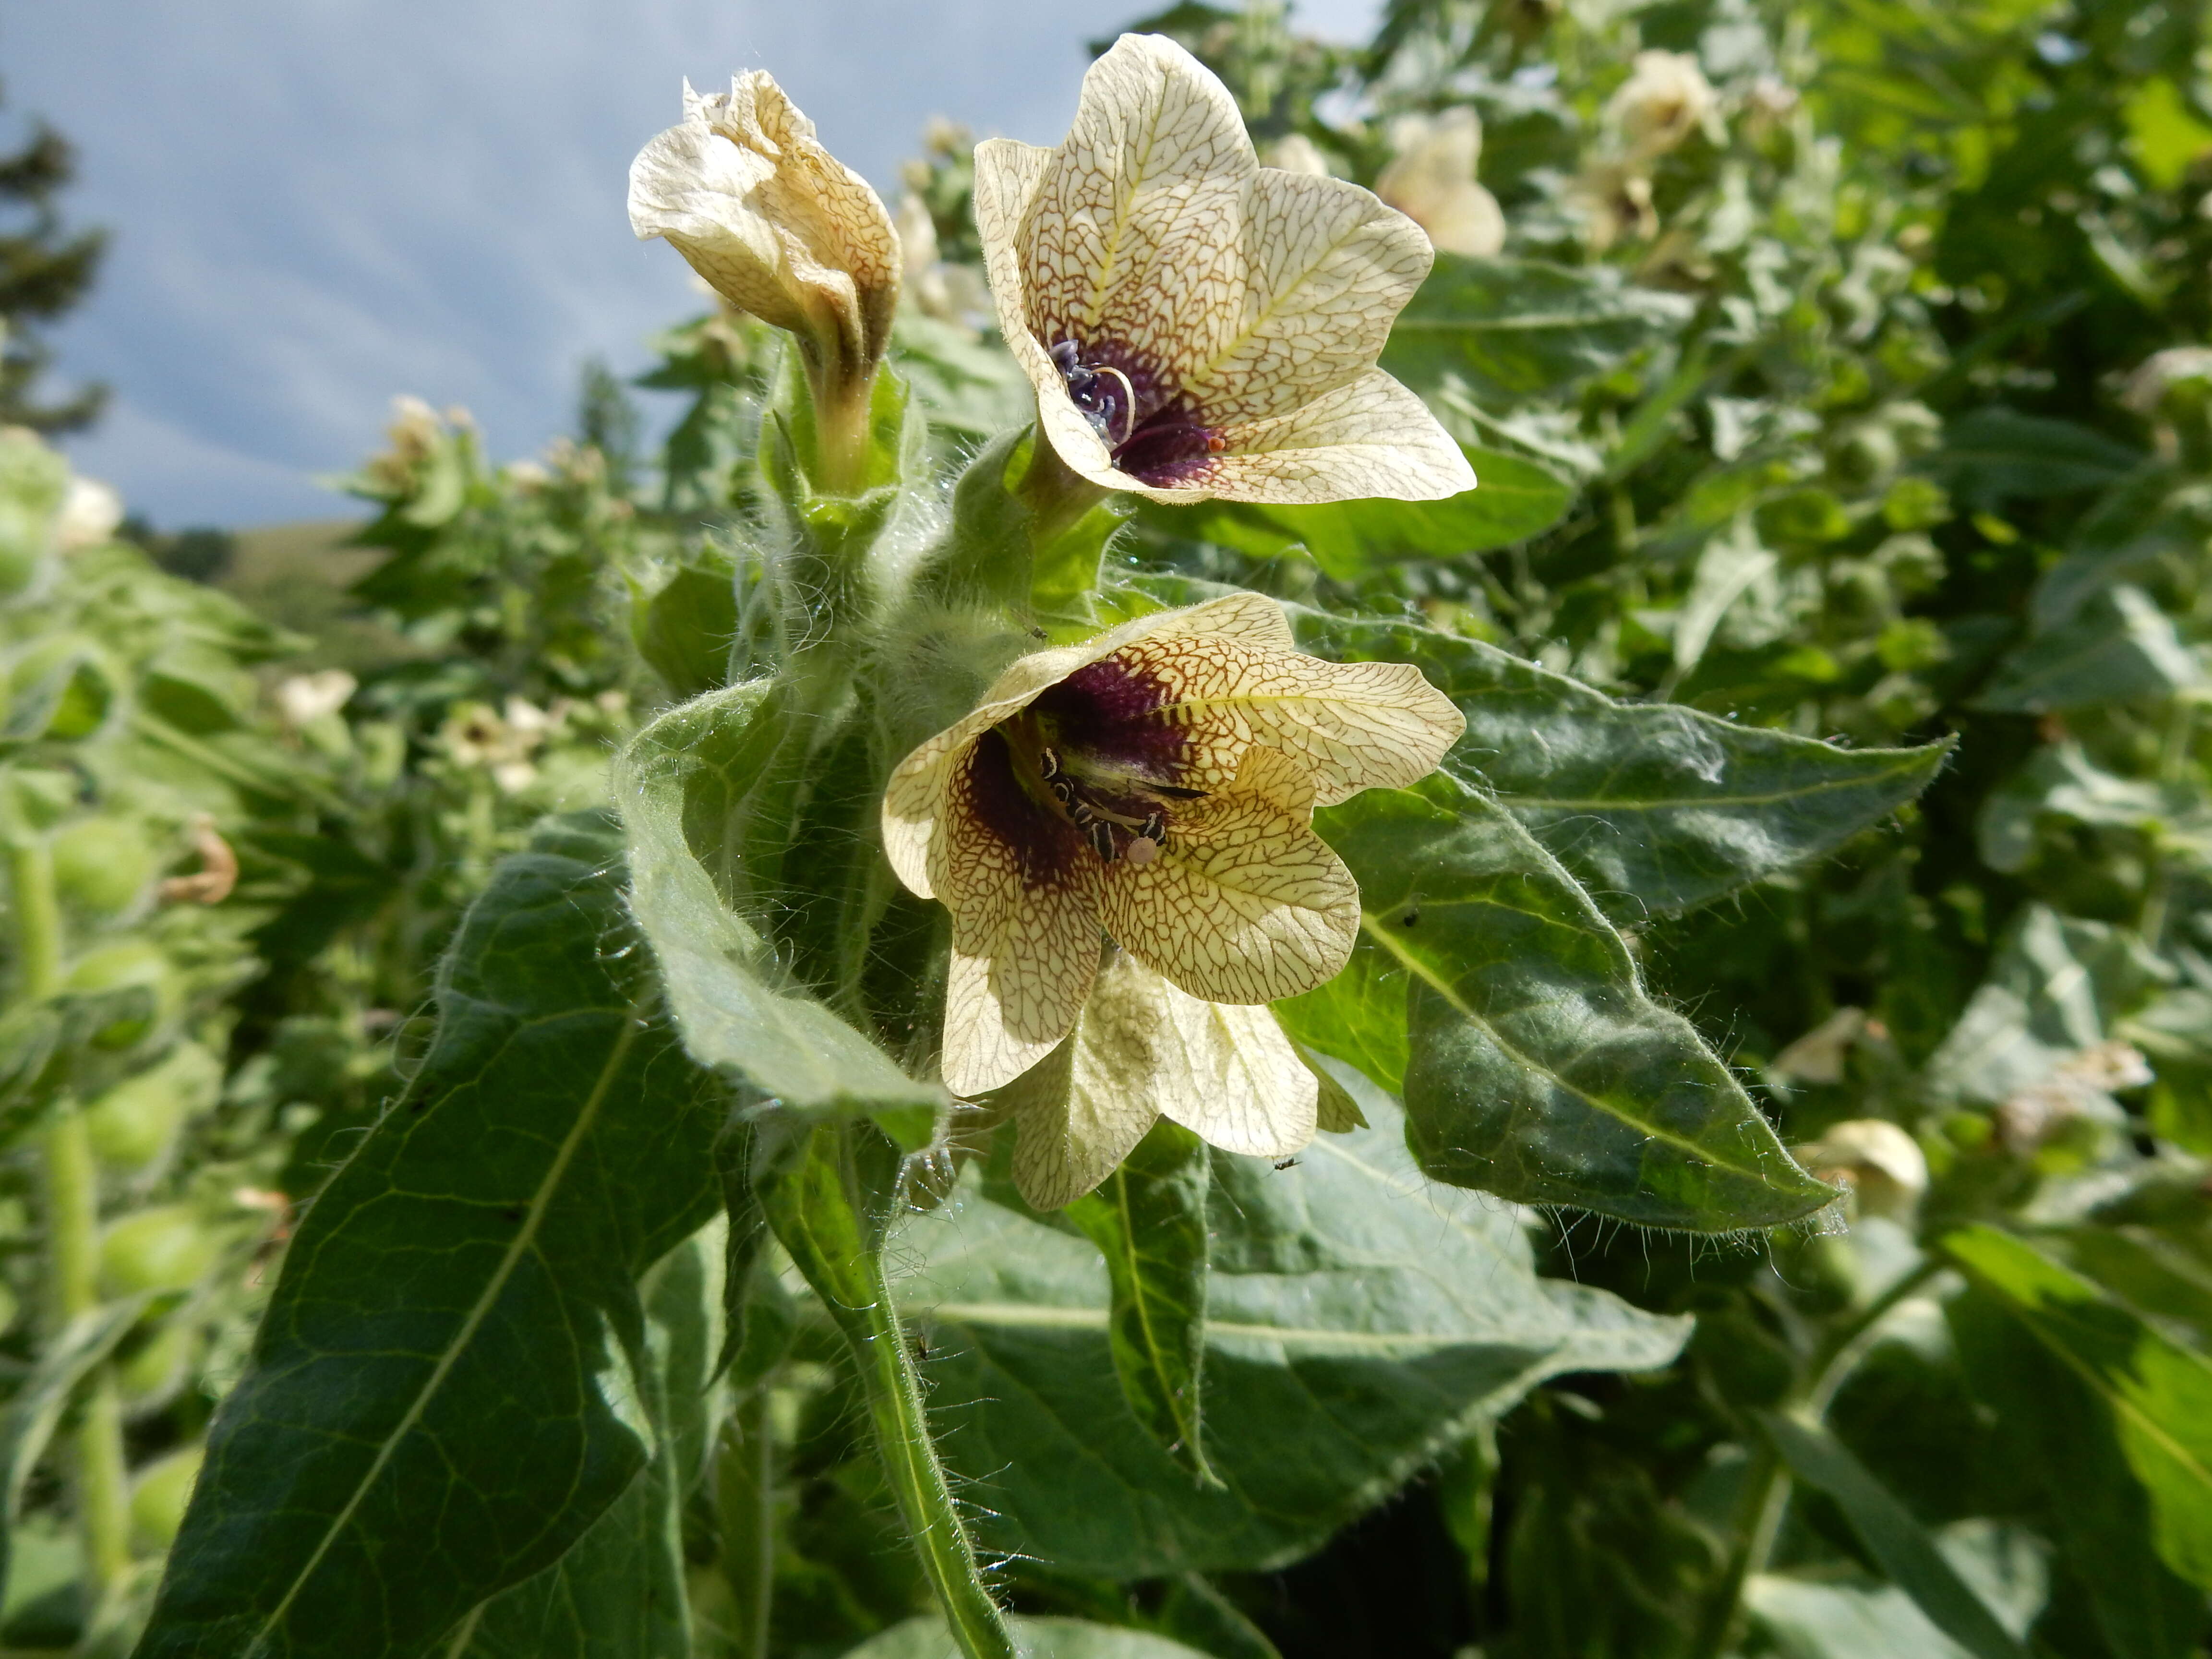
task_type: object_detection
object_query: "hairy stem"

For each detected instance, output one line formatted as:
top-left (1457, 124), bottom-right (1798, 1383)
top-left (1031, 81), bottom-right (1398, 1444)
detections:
top-left (759, 1122), bottom-right (1014, 1659)
top-left (7, 835), bottom-right (134, 1600)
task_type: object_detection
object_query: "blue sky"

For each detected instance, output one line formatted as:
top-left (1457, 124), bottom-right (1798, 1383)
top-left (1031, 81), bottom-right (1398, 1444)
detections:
top-left (11, 0), bottom-right (1380, 528)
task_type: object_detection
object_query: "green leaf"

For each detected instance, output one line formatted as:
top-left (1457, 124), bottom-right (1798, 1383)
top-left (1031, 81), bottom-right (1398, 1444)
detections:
top-left (0, 1299), bottom-right (146, 1609)
top-left (902, 1083), bottom-right (1689, 1578)
top-left (135, 817), bottom-right (726, 1659)
top-left (1063, 1119), bottom-right (1219, 1488)
top-left (1949, 1284), bottom-right (2205, 1659)
top-left (1923, 408), bottom-right (2144, 512)
top-left (844, 1615), bottom-right (1220, 1659)
top-left (1757, 1412), bottom-right (2030, 1659)
top-left (1285, 603), bottom-right (1948, 916)
top-left (1321, 775), bottom-right (1835, 1229)
top-left (1746, 1522), bottom-right (2050, 1659)
top-left (1974, 584), bottom-right (2201, 712)
top-left (1382, 255), bottom-right (1694, 404)
top-left (1274, 938), bottom-right (1412, 1096)
top-left (1147, 448), bottom-right (1573, 577)
top-left (1924, 904), bottom-right (2161, 1105)
top-left (1946, 1226), bottom-right (2212, 1594)
top-left (616, 683), bottom-right (943, 1117)
top-left (456, 1227), bottom-right (723, 1659)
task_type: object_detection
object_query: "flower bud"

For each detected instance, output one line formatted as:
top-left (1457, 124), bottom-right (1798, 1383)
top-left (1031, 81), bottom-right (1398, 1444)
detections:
top-left (630, 72), bottom-right (901, 471)
top-left (1376, 109), bottom-right (1505, 259)
top-left (1607, 51), bottom-right (1719, 160)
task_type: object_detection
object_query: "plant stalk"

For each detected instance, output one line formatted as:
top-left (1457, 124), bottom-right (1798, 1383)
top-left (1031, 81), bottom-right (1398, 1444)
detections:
top-left (718, 1386), bottom-right (778, 1659)
top-left (1688, 1256), bottom-right (1945, 1659)
top-left (759, 1122), bottom-right (1015, 1659)
top-left (7, 835), bottom-right (134, 1600)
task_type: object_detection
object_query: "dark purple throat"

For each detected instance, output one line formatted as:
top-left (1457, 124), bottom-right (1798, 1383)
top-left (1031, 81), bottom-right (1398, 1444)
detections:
top-left (1047, 337), bottom-right (1224, 488)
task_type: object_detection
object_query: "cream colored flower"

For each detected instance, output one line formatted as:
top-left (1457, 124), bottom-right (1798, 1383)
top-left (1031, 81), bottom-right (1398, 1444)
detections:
top-left (55, 476), bottom-right (123, 552)
top-left (1607, 51), bottom-right (1720, 160)
top-left (972, 34), bottom-right (1474, 505)
top-left (275, 670), bottom-right (357, 729)
top-left (1263, 134), bottom-right (1333, 177)
top-left (1795, 1119), bottom-right (1926, 1220)
top-left (1376, 109), bottom-right (1506, 260)
top-left (1002, 946), bottom-right (1316, 1209)
top-left (629, 73), bottom-right (900, 409)
top-left (440, 696), bottom-right (563, 794)
top-left (882, 592), bottom-right (1463, 1096)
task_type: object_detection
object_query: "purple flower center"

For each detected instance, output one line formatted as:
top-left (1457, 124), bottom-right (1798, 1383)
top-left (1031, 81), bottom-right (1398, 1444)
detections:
top-left (961, 651), bottom-right (1208, 877)
top-left (1048, 338), bottom-right (1225, 488)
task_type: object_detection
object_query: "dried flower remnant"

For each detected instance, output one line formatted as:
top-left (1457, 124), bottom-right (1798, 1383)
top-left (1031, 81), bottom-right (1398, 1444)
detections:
top-left (1376, 109), bottom-right (1506, 259)
top-left (1996, 1040), bottom-right (2153, 1152)
top-left (160, 816), bottom-right (238, 907)
top-left (1795, 1118), bottom-right (1927, 1220)
top-left (629, 72), bottom-right (900, 487)
top-left (972, 34), bottom-right (1473, 505)
top-left (883, 592), bottom-right (1463, 1096)
top-left (1001, 946), bottom-right (1319, 1209)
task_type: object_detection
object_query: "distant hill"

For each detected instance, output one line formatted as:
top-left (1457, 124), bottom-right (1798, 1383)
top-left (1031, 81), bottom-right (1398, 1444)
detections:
top-left (222, 519), bottom-right (414, 672)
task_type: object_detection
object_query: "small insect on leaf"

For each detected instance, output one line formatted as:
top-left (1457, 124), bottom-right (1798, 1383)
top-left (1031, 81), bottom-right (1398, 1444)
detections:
top-left (1273, 1156), bottom-right (1302, 1171)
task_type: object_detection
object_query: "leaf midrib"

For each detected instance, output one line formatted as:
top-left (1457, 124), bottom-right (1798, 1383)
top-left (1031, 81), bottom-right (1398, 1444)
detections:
top-left (246, 1001), bottom-right (648, 1653)
top-left (1467, 747), bottom-right (1939, 813)
top-left (1358, 908), bottom-right (1779, 1182)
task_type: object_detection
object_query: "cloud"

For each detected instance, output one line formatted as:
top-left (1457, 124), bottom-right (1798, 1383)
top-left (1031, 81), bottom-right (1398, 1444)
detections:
top-left (10, 0), bottom-right (1379, 526)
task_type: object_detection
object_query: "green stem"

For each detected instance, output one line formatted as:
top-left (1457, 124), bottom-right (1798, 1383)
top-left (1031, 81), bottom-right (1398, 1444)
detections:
top-left (7, 836), bottom-right (133, 1602)
top-left (1688, 1257), bottom-right (1944, 1659)
top-left (718, 1386), bottom-right (777, 1659)
top-left (758, 1123), bottom-right (1014, 1659)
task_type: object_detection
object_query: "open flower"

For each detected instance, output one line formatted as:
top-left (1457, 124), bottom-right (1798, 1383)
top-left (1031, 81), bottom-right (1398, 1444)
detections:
top-left (1002, 945), bottom-right (1317, 1209)
top-left (1376, 109), bottom-right (1506, 259)
top-left (629, 72), bottom-right (900, 469)
top-left (882, 592), bottom-right (1463, 1096)
top-left (972, 34), bottom-right (1473, 505)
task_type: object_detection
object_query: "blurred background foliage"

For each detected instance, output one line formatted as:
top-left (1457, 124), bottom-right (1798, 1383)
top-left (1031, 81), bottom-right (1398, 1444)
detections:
top-left (1, 0), bottom-right (2210, 1654)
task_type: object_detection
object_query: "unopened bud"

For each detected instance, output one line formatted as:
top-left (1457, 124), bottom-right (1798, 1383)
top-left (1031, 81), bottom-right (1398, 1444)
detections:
top-left (630, 72), bottom-right (901, 445)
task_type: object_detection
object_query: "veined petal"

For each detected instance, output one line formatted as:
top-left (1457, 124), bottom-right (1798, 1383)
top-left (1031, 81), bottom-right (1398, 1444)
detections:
top-left (974, 135), bottom-right (1118, 479)
top-left (1187, 371), bottom-right (1477, 505)
top-left (1098, 750), bottom-right (1359, 1003)
top-left (630, 116), bottom-right (814, 340)
top-left (629, 73), bottom-right (899, 374)
top-left (881, 596), bottom-right (1315, 897)
top-left (1111, 634), bottom-right (1466, 804)
top-left (1020, 36), bottom-right (1253, 370)
top-left (1003, 1024), bottom-right (1157, 1212)
top-left (935, 802), bottom-right (1102, 1095)
top-left (1146, 993), bottom-right (1317, 1158)
top-left (1008, 950), bottom-right (1317, 1207)
top-left (1178, 171), bottom-right (1434, 427)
